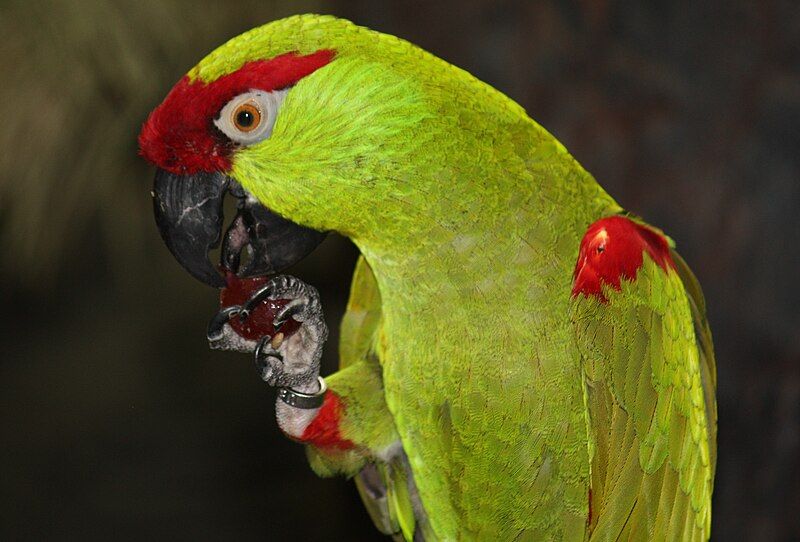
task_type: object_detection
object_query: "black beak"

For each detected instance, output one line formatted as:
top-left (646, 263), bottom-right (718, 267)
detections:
top-left (152, 169), bottom-right (327, 288)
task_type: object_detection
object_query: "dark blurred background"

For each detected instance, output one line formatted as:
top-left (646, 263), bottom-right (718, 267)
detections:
top-left (1, 1), bottom-right (797, 540)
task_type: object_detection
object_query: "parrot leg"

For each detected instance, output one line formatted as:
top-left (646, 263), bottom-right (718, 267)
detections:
top-left (209, 274), bottom-right (329, 438)
top-left (252, 277), bottom-right (328, 439)
top-left (207, 263), bottom-right (399, 480)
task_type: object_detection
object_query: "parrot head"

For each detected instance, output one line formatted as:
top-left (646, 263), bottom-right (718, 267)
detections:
top-left (140, 14), bottom-right (528, 287)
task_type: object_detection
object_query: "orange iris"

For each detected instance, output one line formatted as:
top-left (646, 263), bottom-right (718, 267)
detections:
top-left (232, 102), bottom-right (262, 132)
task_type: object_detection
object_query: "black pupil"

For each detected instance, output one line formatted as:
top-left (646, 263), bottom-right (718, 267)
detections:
top-left (236, 109), bottom-right (255, 128)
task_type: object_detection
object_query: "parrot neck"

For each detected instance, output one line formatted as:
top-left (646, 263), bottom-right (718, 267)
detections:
top-left (354, 141), bottom-right (620, 315)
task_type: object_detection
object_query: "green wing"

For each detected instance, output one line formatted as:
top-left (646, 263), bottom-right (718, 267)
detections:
top-left (341, 256), bottom-right (426, 541)
top-left (572, 247), bottom-right (716, 541)
top-left (670, 249), bottom-right (717, 476)
top-left (339, 255), bottom-right (384, 371)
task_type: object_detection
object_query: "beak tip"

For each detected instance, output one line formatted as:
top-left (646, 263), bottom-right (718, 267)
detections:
top-left (190, 266), bottom-right (227, 289)
top-left (153, 168), bottom-right (228, 288)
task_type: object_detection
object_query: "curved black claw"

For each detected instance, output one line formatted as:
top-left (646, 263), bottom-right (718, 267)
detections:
top-left (239, 275), bottom-right (310, 322)
top-left (273, 299), bottom-right (307, 327)
top-left (207, 305), bottom-right (242, 342)
top-left (239, 283), bottom-right (277, 322)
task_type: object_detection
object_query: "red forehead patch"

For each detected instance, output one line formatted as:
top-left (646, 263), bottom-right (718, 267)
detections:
top-left (572, 216), bottom-right (675, 303)
top-left (139, 49), bottom-right (335, 175)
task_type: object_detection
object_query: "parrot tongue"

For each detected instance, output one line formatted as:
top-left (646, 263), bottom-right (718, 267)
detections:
top-left (219, 188), bottom-right (326, 279)
top-left (151, 168), bottom-right (327, 288)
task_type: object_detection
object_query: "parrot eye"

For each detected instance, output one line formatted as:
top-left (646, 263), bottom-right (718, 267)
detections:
top-left (214, 89), bottom-right (288, 145)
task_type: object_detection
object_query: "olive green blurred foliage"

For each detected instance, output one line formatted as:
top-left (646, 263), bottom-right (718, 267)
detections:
top-left (1, 1), bottom-right (798, 540)
top-left (0, 1), bottom-right (372, 540)
top-left (0, 0), bottom-right (328, 285)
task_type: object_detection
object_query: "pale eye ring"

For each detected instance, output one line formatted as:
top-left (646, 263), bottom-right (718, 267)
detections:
top-left (214, 89), bottom-right (288, 145)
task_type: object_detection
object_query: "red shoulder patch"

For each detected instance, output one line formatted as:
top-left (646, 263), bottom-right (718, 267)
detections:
top-left (297, 390), bottom-right (355, 450)
top-left (572, 216), bottom-right (675, 303)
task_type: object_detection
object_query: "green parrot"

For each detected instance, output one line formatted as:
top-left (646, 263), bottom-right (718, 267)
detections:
top-left (139, 14), bottom-right (716, 541)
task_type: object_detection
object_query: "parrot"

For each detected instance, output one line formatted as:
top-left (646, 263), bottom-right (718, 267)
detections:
top-left (138, 14), bottom-right (716, 541)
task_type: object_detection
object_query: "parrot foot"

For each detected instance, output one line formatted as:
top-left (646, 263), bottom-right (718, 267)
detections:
top-left (251, 277), bottom-right (327, 388)
top-left (207, 274), bottom-right (327, 387)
